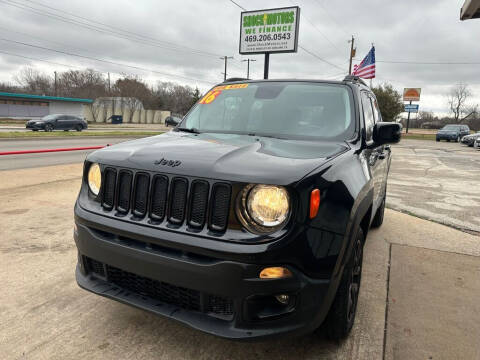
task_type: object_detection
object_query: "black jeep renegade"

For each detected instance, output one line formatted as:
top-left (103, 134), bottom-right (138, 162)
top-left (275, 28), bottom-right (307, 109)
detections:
top-left (74, 76), bottom-right (401, 341)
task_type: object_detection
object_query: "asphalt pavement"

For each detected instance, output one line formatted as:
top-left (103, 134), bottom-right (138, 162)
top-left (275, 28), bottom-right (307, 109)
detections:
top-left (0, 137), bottom-right (135, 170)
top-left (387, 139), bottom-right (480, 234)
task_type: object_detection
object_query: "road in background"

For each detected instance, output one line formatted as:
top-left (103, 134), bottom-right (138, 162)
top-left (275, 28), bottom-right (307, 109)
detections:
top-left (0, 137), bottom-right (137, 170)
top-left (388, 139), bottom-right (480, 233)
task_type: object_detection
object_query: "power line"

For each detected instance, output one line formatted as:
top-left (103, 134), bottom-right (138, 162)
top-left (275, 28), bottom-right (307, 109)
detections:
top-left (289, 0), bottom-right (344, 56)
top-left (0, 49), bottom-right (81, 69)
top-left (23, 0), bottom-right (221, 57)
top-left (0, 37), bottom-right (217, 85)
top-left (228, 0), bottom-right (246, 11)
top-left (299, 46), bottom-right (345, 71)
top-left (374, 59), bottom-right (480, 65)
top-left (0, 0), bottom-right (221, 59)
top-left (312, 0), bottom-right (350, 38)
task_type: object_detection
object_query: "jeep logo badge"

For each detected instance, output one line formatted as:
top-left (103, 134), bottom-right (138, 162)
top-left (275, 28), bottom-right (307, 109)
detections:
top-left (154, 158), bottom-right (181, 167)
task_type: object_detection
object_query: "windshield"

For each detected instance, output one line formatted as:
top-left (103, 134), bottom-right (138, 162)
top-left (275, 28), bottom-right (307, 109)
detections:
top-left (181, 82), bottom-right (355, 140)
top-left (442, 125), bottom-right (460, 130)
top-left (41, 115), bottom-right (58, 121)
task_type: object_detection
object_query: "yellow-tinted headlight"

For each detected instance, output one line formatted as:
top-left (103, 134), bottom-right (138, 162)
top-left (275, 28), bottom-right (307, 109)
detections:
top-left (247, 185), bottom-right (290, 227)
top-left (88, 163), bottom-right (101, 196)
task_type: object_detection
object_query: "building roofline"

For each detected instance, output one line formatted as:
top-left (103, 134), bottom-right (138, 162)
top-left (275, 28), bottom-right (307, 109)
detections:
top-left (0, 91), bottom-right (93, 103)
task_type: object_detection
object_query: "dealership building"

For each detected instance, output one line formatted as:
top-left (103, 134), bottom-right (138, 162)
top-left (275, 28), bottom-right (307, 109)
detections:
top-left (0, 91), bottom-right (93, 119)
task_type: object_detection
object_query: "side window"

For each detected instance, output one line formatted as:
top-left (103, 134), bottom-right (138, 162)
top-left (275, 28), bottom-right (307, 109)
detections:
top-left (361, 92), bottom-right (375, 141)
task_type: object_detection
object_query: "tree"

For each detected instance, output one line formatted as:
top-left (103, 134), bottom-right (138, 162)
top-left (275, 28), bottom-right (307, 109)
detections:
top-left (58, 69), bottom-right (107, 99)
top-left (447, 83), bottom-right (471, 122)
top-left (371, 83), bottom-right (404, 122)
top-left (14, 67), bottom-right (53, 95)
top-left (112, 75), bottom-right (151, 122)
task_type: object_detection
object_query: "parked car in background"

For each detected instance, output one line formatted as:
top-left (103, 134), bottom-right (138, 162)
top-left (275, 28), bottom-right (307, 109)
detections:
top-left (164, 115), bottom-right (181, 127)
top-left (26, 114), bottom-right (88, 132)
top-left (436, 124), bottom-right (470, 142)
top-left (461, 131), bottom-right (480, 146)
top-left (474, 137), bottom-right (480, 149)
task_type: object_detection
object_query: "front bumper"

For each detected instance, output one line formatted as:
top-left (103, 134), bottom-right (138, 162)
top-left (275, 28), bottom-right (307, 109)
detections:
top-left (25, 123), bottom-right (44, 130)
top-left (74, 205), bottom-right (334, 340)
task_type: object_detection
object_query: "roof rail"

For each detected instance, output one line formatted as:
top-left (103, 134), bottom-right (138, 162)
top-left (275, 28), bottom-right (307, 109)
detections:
top-left (343, 75), bottom-right (367, 86)
top-left (223, 77), bottom-right (249, 83)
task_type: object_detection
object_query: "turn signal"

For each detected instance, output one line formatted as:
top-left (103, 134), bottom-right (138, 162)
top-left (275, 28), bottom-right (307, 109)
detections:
top-left (310, 189), bottom-right (320, 219)
top-left (259, 267), bottom-right (292, 279)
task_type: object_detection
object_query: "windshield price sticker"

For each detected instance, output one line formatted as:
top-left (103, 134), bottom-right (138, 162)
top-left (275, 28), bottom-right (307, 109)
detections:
top-left (239, 6), bottom-right (300, 54)
top-left (199, 84), bottom-right (249, 104)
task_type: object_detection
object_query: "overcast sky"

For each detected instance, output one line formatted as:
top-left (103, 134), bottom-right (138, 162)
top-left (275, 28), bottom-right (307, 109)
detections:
top-left (0, 0), bottom-right (478, 115)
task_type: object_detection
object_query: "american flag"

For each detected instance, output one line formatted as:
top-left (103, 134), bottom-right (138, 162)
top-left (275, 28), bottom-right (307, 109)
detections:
top-left (352, 46), bottom-right (375, 79)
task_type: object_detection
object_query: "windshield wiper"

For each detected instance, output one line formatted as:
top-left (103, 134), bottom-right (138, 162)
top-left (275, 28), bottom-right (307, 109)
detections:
top-left (176, 127), bottom-right (201, 134)
top-left (247, 133), bottom-right (287, 140)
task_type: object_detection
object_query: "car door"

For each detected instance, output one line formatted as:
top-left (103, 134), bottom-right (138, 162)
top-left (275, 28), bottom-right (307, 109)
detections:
top-left (55, 116), bottom-right (68, 130)
top-left (361, 91), bottom-right (384, 211)
top-left (67, 116), bottom-right (79, 129)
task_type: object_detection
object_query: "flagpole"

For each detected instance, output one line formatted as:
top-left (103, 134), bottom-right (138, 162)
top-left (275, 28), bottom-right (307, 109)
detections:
top-left (370, 42), bottom-right (374, 88)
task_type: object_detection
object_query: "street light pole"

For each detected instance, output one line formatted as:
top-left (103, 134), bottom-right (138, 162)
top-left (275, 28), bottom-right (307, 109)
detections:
top-left (220, 56), bottom-right (233, 81)
top-left (241, 58), bottom-right (256, 79)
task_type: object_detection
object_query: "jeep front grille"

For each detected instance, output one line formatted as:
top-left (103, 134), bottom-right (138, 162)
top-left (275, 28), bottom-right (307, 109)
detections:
top-left (100, 168), bottom-right (231, 232)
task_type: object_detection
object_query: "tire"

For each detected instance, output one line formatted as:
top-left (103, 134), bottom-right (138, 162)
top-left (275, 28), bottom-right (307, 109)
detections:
top-left (324, 227), bottom-right (364, 342)
top-left (44, 124), bottom-right (53, 132)
top-left (75, 125), bottom-right (83, 132)
top-left (371, 194), bottom-right (386, 228)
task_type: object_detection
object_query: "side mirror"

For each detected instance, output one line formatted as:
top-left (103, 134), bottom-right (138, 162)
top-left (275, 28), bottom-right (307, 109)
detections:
top-left (171, 118), bottom-right (180, 126)
top-left (372, 122), bottom-right (402, 146)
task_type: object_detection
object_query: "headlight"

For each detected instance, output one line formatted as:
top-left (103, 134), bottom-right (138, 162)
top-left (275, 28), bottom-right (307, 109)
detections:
top-left (237, 184), bottom-right (290, 234)
top-left (87, 163), bottom-right (101, 196)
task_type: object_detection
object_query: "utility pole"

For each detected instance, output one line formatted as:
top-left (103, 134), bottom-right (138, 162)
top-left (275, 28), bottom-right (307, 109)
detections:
top-left (348, 36), bottom-right (356, 75)
top-left (220, 56), bottom-right (233, 81)
top-left (54, 71), bottom-right (57, 96)
top-left (241, 59), bottom-right (256, 79)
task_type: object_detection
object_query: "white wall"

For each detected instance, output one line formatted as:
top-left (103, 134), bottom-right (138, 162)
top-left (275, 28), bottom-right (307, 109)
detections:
top-left (49, 101), bottom-right (86, 118)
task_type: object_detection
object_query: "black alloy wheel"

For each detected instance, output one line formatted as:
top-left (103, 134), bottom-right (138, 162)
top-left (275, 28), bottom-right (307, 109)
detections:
top-left (75, 124), bottom-right (83, 132)
top-left (347, 237), bottom-right (363, 325)
top-left (324, 227), bottom-right (364, 341)
top-left (45, 124), bottom-right (53, 132)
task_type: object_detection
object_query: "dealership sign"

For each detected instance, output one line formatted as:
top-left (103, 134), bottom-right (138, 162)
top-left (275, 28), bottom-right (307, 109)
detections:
top-left (239, 6), bottom-right (300, 54)
top-left (403, 88), bottom-right (421, 101)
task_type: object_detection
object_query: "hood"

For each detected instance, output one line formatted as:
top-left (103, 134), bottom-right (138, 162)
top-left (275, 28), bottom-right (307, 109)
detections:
top-left (465, 133), bottom-right (480, 139)
top-left (87, 131), bottom-right (349, 185)
top-left (438, 129), bottom-right (459, 133)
